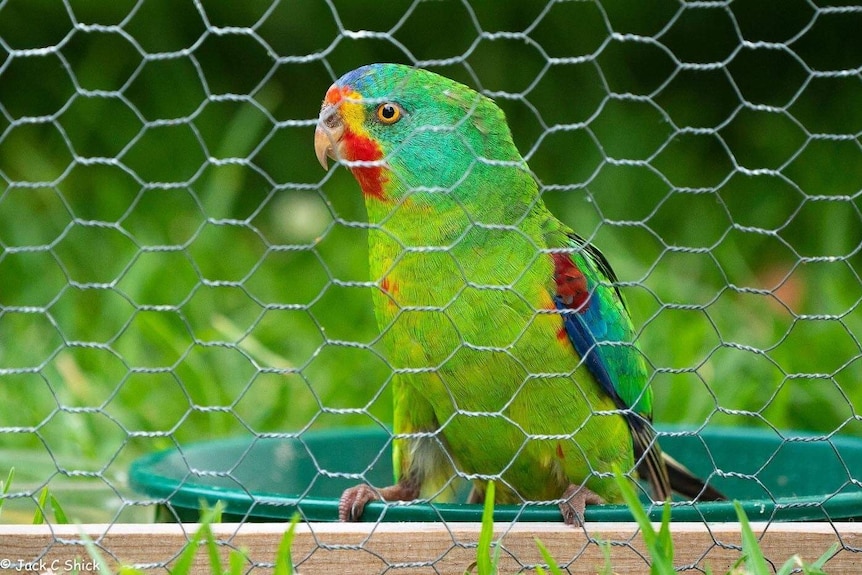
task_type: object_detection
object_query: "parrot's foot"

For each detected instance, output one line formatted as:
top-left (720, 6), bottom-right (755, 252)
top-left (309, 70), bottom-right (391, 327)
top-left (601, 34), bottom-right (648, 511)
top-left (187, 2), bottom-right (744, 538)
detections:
top-left (338, 481), bottom-right (420, 522)
top-left (559, 483), bottom-right (605, 526)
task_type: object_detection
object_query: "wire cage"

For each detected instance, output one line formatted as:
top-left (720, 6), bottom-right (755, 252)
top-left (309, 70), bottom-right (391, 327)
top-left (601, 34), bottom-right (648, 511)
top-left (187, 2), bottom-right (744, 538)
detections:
top-left (1, 0), bottom-right (861, 573)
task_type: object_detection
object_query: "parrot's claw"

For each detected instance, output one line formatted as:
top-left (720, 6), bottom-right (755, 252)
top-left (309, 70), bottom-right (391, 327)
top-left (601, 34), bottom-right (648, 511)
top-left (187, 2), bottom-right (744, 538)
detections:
top-left (339, 484), bottom-right (380, 522)
top-left (559, 483), bottom-right (605, 526)
top-left (339, 481), bottom-right (420, 522)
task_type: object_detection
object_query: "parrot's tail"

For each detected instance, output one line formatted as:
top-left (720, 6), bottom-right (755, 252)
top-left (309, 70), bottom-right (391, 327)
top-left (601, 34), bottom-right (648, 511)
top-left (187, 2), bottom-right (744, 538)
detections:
top-left (630, 420), bottom-right (672, 501)
top-left (630, 415), bottom-right (726, 502)
top-left (662, 452), bottom-right (726, 501)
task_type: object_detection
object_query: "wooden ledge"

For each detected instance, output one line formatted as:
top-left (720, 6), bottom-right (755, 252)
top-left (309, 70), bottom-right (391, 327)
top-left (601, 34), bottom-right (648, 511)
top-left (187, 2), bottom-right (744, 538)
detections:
top-left (1, 521), bottom-right (860, 574)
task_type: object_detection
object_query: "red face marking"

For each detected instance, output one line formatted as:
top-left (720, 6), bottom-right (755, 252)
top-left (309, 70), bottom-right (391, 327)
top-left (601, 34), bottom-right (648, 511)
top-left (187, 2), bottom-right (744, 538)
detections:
top-left (551, 253), bottom-right (591, 312)
top-left (342, 130), bottom-right (388, 201)
top-left (556, 442), bottom-right (565, 459)
top-left (324, 83), bottom-right (389, 202)
top-left (325, 85), bottom-right (351, 105)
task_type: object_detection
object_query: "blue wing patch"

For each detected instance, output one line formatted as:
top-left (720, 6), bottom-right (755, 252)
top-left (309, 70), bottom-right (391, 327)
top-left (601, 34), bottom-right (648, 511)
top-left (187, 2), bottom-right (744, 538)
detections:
top-left (554, 295), bottom-right (629, 412)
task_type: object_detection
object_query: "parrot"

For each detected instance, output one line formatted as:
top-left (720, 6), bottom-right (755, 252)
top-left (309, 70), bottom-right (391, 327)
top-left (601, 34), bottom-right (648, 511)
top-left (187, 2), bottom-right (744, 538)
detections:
top-left (313, 63), bottom-right (723, 524)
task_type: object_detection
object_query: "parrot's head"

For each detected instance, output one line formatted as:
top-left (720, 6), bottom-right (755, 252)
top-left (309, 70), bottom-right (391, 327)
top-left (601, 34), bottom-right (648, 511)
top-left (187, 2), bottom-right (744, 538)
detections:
top-left (314, 63), bottom-right (526, 205)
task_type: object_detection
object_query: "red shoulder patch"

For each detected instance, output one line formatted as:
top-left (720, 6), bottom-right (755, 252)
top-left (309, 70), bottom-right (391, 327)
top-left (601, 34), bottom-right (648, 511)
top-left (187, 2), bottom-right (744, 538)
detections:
top-left (550, 252), bottom-right (590, 312)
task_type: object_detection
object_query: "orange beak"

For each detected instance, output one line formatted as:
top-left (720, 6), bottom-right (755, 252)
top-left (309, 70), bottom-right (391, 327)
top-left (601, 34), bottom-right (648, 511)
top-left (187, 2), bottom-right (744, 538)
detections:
top-left (314, 104), bottom-right (345, 170)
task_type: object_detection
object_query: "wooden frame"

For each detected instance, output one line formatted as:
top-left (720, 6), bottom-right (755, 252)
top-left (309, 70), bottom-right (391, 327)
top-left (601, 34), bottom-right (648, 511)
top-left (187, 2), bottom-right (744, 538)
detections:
top-left (1, 521), bottom-right (860, 574)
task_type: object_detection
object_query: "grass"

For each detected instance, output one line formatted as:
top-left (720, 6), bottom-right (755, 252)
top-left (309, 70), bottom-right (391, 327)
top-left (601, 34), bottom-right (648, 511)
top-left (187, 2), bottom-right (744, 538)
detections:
top-left (1, 467), bottom-right (841, 574)
top-left (3, 466), bottom-right (303, 575)
top-left (81, 504), bottom-right (302, 575)
top-left (458, 476), bottom-right (842, 575)
top-left (0, 468), bottom-right (13, 522)
top-left (463, 477), bottom-right (841, 575)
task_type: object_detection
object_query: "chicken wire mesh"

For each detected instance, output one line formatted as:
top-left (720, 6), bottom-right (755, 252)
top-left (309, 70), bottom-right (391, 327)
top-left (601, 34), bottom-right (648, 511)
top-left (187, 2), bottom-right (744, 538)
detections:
top-left (1, 0), bottom-right (861, 571)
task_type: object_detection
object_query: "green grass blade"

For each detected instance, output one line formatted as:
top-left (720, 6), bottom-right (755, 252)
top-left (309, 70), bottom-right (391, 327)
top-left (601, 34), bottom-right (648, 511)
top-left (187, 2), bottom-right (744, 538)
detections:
top-left (534, 537), bottom-right (564, 575)
top-left (734, 500), bottom-right (771, 575)
top-left (81, 529), bottom-right (147, 575)
top-left (200, 500), bottom-right (226, 575)
top-left (172, 503), bottom-right (225, 575)
top-left (228, 548), bottom-right (247, 575)
top-left (50, 493), bottom-right (69, 524)
top-left (172, 528), bottom-right (204, 575)
top-left (776, 547), bottom-right (836, 575)
top-left (33, 486), bottom-right (49, 525)
top-left (615, 471), bottom-right (654, 545)
top-left (204, 524), bottom-right (223, 575)
top-left (210, 501), bottom-right (223, 525)
top-left (810, 542), bottom-right (840, 571)
top-left (490, 542), bottom-right (502, 574)
top-left (655, 500), bottom-right (674, 567)
top-left (727, 556), bottom-right (746, 574)
top-left (476, 481), bottom-right (496, 575)
top-left (597, 539), bottom-right (614, 575)
top-left (202, 500), bottom-right (228, 575)
top-left (614, 470), bottom-right (674, 575)
top-left (0, 468), bottom-right (14, 521)
top-left (81, 531), bottom-right (116, 575)
top-left (274, 513), bottom-right (301, 575)
top-left (777, 555), bottom-right (800, 575)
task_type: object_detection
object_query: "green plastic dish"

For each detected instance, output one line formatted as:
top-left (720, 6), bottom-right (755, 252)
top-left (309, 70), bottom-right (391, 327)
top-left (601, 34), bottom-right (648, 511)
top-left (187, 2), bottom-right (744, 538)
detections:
top-left (129, 426), bottom-right (862, 523)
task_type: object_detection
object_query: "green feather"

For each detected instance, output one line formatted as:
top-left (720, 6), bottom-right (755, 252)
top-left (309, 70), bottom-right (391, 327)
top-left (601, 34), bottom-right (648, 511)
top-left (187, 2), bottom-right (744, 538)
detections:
top-left (328, 63), bottom-right (663, 505)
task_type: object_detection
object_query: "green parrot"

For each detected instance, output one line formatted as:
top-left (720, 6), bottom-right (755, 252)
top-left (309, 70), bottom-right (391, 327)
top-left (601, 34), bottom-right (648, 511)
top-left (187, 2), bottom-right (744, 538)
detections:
top-left (314, 63), bottom-right (722, 524)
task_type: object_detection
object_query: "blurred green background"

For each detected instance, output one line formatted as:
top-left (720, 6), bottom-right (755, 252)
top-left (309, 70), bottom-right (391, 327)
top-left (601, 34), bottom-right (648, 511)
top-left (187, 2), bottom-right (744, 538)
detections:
top-left (0, 0), bottom-right (860, 522)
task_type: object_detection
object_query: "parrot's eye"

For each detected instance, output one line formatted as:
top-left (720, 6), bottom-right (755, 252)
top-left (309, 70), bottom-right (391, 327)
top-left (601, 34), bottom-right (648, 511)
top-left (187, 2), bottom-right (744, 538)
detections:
top-left (376, 103), bottom-right (402, 124)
